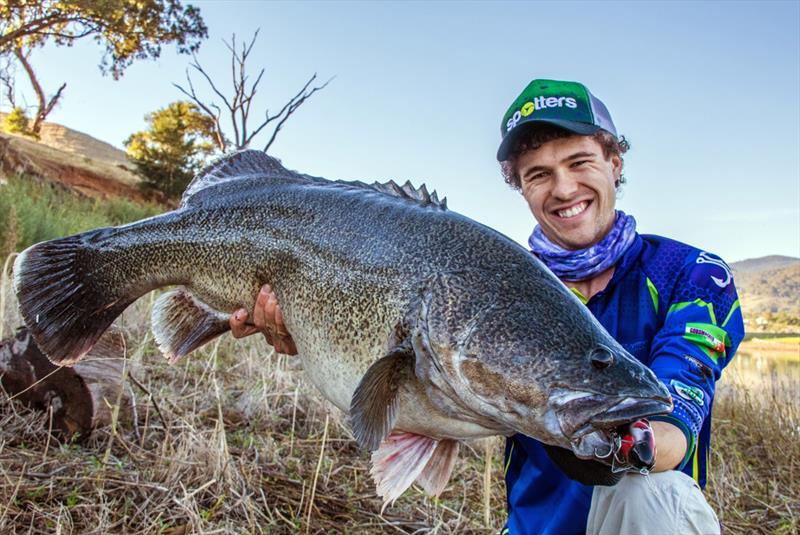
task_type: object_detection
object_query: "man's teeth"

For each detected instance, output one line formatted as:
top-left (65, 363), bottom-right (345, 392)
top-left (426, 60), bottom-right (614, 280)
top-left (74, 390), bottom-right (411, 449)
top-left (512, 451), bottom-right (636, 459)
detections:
top-left (557, 201), bottom-right (588, 218)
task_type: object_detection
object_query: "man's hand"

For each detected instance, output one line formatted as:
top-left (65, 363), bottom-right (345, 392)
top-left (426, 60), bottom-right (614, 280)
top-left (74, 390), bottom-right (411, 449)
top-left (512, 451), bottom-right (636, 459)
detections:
top-left (229, 284), bottom-right (298, 355)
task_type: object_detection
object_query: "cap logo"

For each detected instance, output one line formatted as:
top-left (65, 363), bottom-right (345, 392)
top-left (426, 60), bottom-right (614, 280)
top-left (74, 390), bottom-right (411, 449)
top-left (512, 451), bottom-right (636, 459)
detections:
top-left (505, 96), bottom-right (579, 132)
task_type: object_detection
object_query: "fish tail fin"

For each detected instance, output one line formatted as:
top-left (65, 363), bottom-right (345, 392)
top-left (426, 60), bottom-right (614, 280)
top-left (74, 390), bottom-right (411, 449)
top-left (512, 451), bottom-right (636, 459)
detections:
top-left (13, 231), bottom-right (141, 366)
top-left (152, 288), bottom-right (231, 363)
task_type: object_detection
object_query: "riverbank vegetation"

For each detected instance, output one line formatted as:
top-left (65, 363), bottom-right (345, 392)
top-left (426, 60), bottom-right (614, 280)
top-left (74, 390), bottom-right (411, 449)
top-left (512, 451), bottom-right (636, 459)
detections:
top-left (0, 273), bottom-right (797, 533)
top-left (0, 173), bottom-right (161, 257)
top-left (0, 173), bottom-right (797, 533)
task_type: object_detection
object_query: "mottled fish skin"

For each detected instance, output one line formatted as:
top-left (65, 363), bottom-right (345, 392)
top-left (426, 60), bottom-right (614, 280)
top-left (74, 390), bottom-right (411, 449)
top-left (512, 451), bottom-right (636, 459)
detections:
top-left (14, 151), bottom-right (671, 460)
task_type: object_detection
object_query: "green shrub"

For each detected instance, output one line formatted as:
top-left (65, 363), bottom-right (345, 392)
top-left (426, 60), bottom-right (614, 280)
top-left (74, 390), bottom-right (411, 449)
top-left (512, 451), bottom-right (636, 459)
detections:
top-left (125, 101), bottom-right (217, 199)
top-left (2, 108), bottom-right (35, 138)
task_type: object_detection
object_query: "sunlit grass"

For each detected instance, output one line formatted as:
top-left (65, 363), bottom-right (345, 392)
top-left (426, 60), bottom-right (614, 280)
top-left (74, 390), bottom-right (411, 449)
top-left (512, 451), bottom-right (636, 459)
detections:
top-left (0, 173), bottom-right (161, 255)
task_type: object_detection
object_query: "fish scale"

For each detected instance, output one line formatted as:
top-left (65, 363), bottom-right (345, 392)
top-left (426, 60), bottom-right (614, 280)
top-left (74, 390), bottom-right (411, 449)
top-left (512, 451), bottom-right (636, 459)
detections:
top-left (13, 150), bottom-right (673, 503)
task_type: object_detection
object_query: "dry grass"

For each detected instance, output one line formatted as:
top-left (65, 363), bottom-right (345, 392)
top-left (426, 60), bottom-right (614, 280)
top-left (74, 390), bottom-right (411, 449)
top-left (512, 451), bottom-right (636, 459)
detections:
top-left (0, 265), bottom-right (505, 534)
top-left (707, 342), bottom-right (800, 534)
top-left (1, 257), bottom-right (797, 534)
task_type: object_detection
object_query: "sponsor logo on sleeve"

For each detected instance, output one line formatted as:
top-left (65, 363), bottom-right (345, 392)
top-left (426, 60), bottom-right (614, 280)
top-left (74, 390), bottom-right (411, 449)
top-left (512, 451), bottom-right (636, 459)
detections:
top-left (671, 379), bottom-right (705, 407)
top-left (685, 325), bottom-right (726, 353)
top-left (684, 355), bottom-right (713, 379)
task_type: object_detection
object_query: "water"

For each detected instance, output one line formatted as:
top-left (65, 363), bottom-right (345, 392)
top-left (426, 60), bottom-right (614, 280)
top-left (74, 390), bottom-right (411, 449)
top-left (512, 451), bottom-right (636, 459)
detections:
top-left (720, 338), bottom-right (800, 399)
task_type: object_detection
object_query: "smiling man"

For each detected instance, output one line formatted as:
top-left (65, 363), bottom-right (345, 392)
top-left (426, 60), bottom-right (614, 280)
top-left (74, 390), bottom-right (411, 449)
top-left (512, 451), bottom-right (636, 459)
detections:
top-left (229, 79), bottom-right (744, 535)
top-left (495, 79), bottom-right (744, 534)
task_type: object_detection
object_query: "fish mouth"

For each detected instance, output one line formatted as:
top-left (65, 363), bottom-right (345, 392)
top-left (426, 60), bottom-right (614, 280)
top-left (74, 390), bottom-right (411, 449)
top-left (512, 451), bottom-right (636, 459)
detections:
top-left (589, 398), bottom-right (672, 428)
top-left (553, 391), bottom-right (672, 461)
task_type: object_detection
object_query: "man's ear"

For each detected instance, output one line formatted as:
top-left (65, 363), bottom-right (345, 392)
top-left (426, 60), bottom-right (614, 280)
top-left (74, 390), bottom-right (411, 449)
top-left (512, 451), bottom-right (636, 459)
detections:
top-left (611, 154), bottom-right (622, 185)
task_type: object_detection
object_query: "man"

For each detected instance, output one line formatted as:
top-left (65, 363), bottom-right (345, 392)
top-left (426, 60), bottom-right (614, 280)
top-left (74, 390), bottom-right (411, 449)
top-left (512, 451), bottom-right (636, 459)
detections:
top-left (493, 79), bottom-right (742, 535)
top-left (230, 79), bottom-right (743, 535)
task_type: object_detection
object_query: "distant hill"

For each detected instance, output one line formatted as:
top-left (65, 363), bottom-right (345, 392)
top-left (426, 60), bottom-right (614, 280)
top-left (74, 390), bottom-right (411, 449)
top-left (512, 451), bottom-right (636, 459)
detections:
top-left (730, 256), bottom-right (800, 332)
top-left (731, 255), bottom-right (800, 274)
top-left (0, 113), bottom-right (134, 172)
top-left (0, 120), bottom-right (169, 205)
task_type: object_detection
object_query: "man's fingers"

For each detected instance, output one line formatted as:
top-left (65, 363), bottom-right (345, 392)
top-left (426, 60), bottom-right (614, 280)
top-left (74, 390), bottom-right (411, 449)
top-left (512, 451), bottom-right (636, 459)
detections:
top-left (253, 284), bottom-right (270, 329)
top-left (230, 309), bottom-right (258, 338)
top-left (232, 283), bottom-right (298, 356)
top-left (274, 302), bottom-right (289, 336)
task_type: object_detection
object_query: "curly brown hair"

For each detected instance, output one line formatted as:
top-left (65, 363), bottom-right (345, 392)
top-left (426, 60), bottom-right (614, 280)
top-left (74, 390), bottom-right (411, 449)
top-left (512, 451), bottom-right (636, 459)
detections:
top-left (499, 125), bottom-right (630, 190)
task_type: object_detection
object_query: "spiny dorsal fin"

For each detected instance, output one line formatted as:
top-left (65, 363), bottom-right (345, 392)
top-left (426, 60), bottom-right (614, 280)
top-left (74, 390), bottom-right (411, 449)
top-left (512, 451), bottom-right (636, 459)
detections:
top-left (181, 150), bottom-right (298, 206)
top-left (181, 150), bottom-right (449, 210)
top-left (366, 179), bottom-right (448, 210)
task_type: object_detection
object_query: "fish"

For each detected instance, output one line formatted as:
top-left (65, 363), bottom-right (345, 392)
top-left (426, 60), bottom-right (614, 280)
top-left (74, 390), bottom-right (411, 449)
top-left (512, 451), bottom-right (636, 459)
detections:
top-left (13, 150), bottom-right (672, 503)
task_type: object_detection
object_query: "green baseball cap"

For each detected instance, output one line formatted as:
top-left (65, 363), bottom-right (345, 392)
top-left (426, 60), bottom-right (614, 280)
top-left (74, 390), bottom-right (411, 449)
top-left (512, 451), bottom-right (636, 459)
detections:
top-left (496, 79), bottom-right (618, 161)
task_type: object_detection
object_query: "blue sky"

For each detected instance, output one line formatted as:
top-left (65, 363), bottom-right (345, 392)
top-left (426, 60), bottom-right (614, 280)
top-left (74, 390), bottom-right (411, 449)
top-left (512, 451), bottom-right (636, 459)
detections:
top-left (4, 1), bottom-right (799, 262)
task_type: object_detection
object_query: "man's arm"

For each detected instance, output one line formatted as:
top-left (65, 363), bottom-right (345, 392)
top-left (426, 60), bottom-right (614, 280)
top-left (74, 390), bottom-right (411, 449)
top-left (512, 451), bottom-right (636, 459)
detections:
top-left (647, 250), bottom-right (744, 473)
top-left (651, 421), bottom-right (687, 472)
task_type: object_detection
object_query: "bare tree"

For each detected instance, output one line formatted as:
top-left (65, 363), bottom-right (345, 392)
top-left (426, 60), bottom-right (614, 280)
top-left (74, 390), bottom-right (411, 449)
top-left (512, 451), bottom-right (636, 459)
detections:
top-left (174, 30), bottom-right (330, 153)
top-left (0, 56), bottom-right (17, 108)
top-left (13, 47), bottom-right (64, 133)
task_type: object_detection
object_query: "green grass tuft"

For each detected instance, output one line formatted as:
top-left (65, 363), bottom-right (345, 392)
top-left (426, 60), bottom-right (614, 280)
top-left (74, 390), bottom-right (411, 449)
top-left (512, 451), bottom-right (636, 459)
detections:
top-left (0, 173), bottom-right (162, 254)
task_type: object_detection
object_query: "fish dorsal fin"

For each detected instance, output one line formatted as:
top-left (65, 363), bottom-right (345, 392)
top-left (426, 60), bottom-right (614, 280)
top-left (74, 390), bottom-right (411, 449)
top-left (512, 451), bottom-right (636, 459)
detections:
top-left (366, 179), bottom-right (448, 210)
top-left (181, 150), bottom-right (298, 206)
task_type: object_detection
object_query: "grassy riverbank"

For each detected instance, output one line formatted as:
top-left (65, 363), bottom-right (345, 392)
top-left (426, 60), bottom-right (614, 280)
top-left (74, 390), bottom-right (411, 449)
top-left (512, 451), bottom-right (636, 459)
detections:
top-left (0, 285), bottom-right (797, 533)
top-left (0, 176), bottom-right (796, 533)
top-left (0, 173), bottom-right (161, 257)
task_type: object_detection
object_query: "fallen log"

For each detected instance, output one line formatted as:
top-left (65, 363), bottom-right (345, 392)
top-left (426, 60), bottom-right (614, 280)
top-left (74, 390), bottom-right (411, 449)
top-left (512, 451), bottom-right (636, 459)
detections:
top-left (0, 327), bottom-right (130, 439)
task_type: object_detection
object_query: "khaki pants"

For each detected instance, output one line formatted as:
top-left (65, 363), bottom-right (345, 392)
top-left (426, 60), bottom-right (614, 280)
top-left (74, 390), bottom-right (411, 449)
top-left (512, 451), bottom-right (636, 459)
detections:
top-left (586, 471), bottom-right (720, 535)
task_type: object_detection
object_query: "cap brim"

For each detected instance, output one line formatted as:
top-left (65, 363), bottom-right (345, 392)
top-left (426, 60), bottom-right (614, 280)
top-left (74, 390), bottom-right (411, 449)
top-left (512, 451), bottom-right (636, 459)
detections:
top-left (496, 119), bottom-right (601, 161)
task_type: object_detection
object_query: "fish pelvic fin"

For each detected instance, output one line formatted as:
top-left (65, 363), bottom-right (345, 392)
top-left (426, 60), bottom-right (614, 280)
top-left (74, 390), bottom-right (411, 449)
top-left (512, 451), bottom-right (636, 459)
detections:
top-left (13, 235), bottom-right (136, 366)
top-left (152, 288), bottom-right (230, 363)
top-left (414, 439), bottom-right (460, 497)
top-left (370, 431), bottom-right (439, 509)
top-left (350, 348), bottom-right (413, 451)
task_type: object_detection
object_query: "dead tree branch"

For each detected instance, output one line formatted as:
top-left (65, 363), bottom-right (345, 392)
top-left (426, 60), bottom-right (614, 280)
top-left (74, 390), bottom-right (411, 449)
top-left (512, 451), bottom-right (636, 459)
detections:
top-left (0, 58), bottom-right (16, 108)
top-left (173, 29), bottom-right (329, 153)
top-left (262, 73), bottom-right (330, 153)
top-left (174, 69), bottom-right (227, 151)
top-left (13, 47), bottom-right (66, 134)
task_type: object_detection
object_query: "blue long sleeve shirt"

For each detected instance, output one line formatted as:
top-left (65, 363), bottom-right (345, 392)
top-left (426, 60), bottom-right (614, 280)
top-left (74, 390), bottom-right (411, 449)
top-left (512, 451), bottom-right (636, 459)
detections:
top-left (501, 233), bottom-right (744, 535)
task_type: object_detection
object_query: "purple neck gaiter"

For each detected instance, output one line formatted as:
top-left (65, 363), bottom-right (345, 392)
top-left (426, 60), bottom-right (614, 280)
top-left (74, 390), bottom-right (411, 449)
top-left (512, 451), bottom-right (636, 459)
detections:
top-left (528, 210), bottom-right (637, 282)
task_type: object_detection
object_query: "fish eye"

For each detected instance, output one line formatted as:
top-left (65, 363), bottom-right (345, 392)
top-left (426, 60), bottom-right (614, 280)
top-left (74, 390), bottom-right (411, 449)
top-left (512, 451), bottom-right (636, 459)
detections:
top-left (590, 346), bottom-right (614, 369)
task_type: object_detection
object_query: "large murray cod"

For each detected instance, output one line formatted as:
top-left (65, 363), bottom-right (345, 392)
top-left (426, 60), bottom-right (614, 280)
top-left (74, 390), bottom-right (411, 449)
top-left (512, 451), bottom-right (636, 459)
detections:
top-left (14, 151), bottom-right (672, 503)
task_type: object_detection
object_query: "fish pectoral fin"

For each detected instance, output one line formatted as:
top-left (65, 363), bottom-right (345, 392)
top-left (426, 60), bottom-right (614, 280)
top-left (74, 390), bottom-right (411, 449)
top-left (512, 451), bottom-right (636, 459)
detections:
top-left (414, 439), bottom-right (459, 497)
top-left (152, 288), bottom-right (230, 363)
top-left (350, 348), bottom-right (413, 451)
top-left (370, 431), bottom-right (439, 509)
